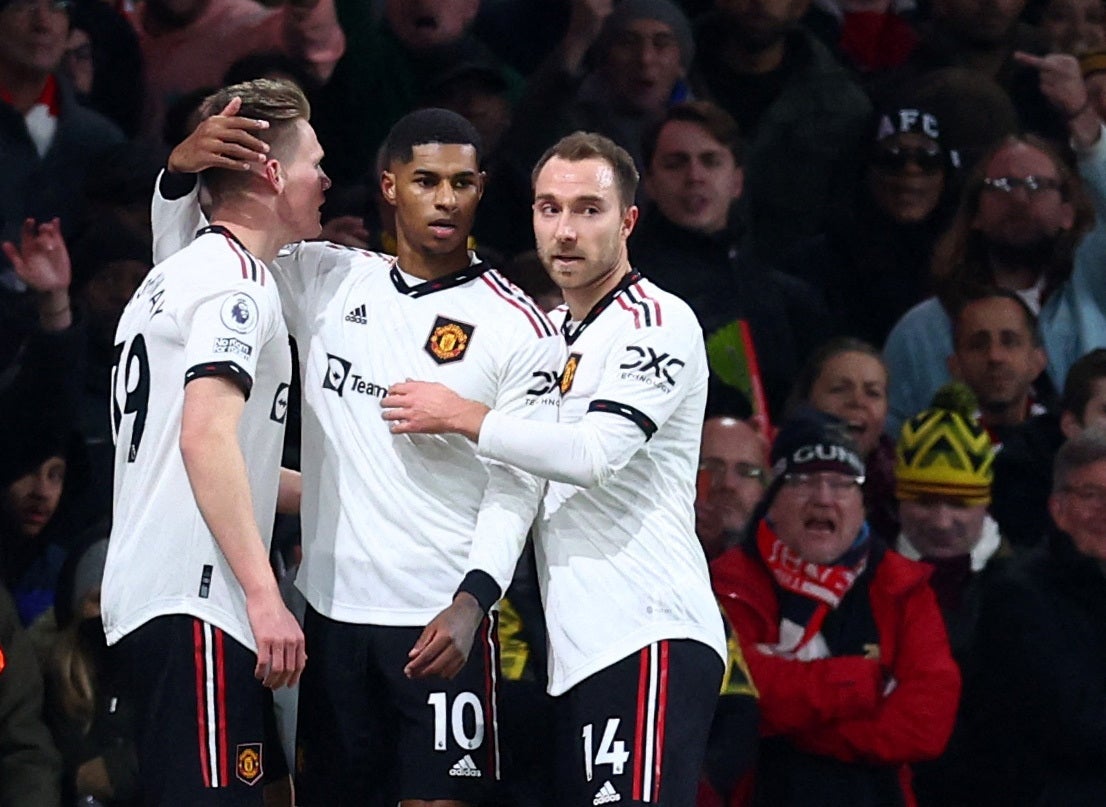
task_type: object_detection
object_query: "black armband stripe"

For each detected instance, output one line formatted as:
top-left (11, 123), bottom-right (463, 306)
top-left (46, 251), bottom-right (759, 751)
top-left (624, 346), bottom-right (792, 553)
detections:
top-left (588, 399), bottom-right (657, 440)
top-left (159, 170), bottom-right (199, 200)
top-left (456, 570), bottom-right (502, 614)
top-left (184, 361), bottom-right (254, 399)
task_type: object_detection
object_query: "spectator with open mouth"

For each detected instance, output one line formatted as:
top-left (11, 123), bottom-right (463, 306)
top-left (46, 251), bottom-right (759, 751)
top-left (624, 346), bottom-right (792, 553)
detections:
top-left (711, 407), bottom-right (960, 806)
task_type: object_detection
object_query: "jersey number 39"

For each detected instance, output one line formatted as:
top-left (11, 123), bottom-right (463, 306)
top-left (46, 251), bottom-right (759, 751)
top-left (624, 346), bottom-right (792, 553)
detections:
top-left (111, 334), bottom-right (150, 462)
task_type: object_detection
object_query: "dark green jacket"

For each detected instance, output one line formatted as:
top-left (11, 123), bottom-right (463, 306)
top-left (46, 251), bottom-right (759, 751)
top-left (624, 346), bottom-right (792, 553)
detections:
top-left (0, 585), bottom-right (61, 807)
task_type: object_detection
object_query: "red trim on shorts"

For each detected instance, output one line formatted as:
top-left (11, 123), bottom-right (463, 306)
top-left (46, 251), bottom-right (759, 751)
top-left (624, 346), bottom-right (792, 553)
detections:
top-left (481, 614), bottom-right (493, 775)
top-left (193, 620), bottom-right (212, 788)
top-left (633, 645), bottom-right (649, 800)
top-left (215, 628), bottom-right (229, 787)
top-left (652, 640), bottom-right (670, 801)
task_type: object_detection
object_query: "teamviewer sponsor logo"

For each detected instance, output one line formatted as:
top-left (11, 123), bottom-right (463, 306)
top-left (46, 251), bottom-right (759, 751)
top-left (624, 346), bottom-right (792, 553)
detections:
top-left (448, 755), bottom-right (482, 778)
top-left (345, 304), bottom-right (367, 325)
top-left (593, 781), bottom-right (621, 804)
top-left (322, 354), bottom-right (352, 396)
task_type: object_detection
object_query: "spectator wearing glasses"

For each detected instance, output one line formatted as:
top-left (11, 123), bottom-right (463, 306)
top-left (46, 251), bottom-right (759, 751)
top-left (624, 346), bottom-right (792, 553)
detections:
top-left (711, 407), bottom-right (960, 806)
top-left (969, 430), bottom-right (1106, 805)
top-left (696, 407), bottom-right (770, 560)
top-left (781, 102), bottom-right (961, 349)
top-left (883, 51), bottom-right (1106, 434)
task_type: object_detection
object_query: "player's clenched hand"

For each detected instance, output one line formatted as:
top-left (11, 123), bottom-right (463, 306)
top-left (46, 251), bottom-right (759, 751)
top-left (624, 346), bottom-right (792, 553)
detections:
top-left (168, 96), bottom-right (270, 175)
top-left (381, 381), bottom-right (490, 441)
top-left (246, 589), bottom-right (306, 689)
top-left (404, 594), bottom-right (484, 680)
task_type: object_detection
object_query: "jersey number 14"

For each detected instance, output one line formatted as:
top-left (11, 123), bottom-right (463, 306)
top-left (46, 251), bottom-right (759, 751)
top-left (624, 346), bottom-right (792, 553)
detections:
top-left (582, 719), bottom-right (629, 782)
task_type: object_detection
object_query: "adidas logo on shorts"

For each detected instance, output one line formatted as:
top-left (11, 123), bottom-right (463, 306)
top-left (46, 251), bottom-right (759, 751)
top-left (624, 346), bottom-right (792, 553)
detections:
top-left (344, 304), bottom-right (367, 325)
top-left (448, 754), bottom-right (482, 778)
top-left (593, 780), bottom-right (621, 804)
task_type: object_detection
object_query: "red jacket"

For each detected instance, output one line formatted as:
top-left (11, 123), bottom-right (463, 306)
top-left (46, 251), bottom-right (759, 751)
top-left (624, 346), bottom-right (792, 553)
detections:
top-left (711, 542), bottom-right (960, 805)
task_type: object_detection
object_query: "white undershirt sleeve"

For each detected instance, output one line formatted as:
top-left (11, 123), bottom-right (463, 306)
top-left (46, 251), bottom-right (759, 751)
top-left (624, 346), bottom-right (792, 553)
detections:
top-left (477, 407), bottom-right (648, 489)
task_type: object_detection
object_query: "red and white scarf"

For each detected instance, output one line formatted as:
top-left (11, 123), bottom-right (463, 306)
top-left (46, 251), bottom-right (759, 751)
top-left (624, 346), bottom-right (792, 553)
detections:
top-left (757, 520), bottom-right (869, 654)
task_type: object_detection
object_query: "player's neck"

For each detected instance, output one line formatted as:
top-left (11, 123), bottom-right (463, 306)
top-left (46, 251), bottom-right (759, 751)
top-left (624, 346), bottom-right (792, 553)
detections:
top-left (208, 214), bottom-right (285, 265)
top-left (395, 240), bottom-right (471, 282)
top-left (563, 261), bottom-right (632, 321)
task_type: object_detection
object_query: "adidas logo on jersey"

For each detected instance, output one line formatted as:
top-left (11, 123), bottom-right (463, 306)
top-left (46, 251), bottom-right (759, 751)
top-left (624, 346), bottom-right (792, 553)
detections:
top-left (448, 754), bottom-right (482, 778)
top-left (593, 781), bottom-right (621, 804)
top-left (344, 304), bottom-right (367, 324)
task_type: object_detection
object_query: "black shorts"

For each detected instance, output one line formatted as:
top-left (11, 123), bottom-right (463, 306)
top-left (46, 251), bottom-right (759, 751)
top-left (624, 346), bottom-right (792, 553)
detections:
top-left (556, 639), bottom-right (723, 807)
top-left (295, 605), bottom-right (501, 805)
top-left (116, 615), bottom-right (271, 806)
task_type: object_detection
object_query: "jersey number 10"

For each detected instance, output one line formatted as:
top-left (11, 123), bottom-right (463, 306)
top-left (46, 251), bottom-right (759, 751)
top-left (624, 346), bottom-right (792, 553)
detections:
top-left (427, 692), bottom-right (485, 752)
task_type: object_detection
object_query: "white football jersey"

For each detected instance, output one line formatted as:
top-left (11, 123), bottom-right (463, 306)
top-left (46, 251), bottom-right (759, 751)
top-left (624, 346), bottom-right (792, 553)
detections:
top-left (103, 226), bottom-right (292, 652)
top-left (152, 180), bottom-right (565, 626)
top-left (485, 272), bottom-right (727, 695)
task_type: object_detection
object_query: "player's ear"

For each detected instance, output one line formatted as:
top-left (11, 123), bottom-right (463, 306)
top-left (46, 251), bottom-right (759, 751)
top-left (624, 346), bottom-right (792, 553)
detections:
top-left (262, 157), bottom-right (283, 193)
top-left (381, 171), bottom-right (398, 207)
top-left (476, 170), bottom-right (487, 200)
top-left (621, 204), bottom-right (639, 239)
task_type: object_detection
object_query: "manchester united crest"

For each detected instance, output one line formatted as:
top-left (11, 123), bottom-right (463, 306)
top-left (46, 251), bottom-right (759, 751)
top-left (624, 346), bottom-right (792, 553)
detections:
top-left (425, 316), bottom-right (475, 364)
top-left (560, 353), bottom-right (582, 394)
top-left (236, 743), bottom-right (263, 786)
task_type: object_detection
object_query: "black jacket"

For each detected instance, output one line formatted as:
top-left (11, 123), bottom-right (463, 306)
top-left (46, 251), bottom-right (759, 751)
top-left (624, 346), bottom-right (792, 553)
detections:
top-left (990, 412), bottom-right (1063, 550)
top-left (630, 209), bottom-right (829, 418)
top-left (968, 532), bottom-right (1106, 805)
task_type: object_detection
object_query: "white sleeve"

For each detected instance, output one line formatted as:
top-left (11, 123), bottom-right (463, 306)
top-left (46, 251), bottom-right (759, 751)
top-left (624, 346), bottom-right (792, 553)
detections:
top-left (270, 242), bottom-right (329, 341)
top-left (273, 243), bottom-right (385, 341)
top-left (151, 170), bottom-right (207, 263)
top-left (466, 332), bottom-right (565, 596)
top-left (180, 280), bottom-right (282, 399)
top-left (478, 319), bottom-right (705, 488)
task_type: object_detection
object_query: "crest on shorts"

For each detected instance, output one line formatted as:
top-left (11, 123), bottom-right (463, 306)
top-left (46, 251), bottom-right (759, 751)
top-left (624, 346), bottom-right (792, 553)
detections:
top-left (236, 743), bottom-right (263, 786)
top-left (560, 353), bottom-right (582, 395)
top-left (425, 316), bottom-right (475, 364)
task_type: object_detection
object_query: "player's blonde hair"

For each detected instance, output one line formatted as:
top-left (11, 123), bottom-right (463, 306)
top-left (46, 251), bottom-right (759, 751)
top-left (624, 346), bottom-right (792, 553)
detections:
top-left (199, 78), bottom-right (311, 200)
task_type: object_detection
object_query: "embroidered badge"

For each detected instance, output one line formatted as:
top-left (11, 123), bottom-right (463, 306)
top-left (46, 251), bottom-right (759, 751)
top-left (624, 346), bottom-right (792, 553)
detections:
top-left (425, 316), bottom-right (475, 364)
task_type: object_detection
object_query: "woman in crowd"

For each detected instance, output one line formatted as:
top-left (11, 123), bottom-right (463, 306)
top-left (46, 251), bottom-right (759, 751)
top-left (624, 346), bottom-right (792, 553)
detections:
top-left (781, 101), bottom-right (961, 348)
top-left (788, 338), bottom-right (899, 541)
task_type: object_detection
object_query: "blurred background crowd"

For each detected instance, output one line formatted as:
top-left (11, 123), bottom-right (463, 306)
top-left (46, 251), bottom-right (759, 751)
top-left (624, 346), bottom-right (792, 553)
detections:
top-left (5, 0), bottom-right (1106, 804)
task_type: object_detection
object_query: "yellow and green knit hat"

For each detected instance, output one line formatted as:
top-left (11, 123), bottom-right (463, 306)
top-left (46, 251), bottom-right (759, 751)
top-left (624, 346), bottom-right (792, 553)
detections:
top-left (895, 383), bottom-right (995, 505)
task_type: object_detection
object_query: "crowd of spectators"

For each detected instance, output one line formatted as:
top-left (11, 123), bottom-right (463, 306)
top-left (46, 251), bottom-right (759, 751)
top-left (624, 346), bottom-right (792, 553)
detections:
top-left (6, 0), bottom-right (1106, 803)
